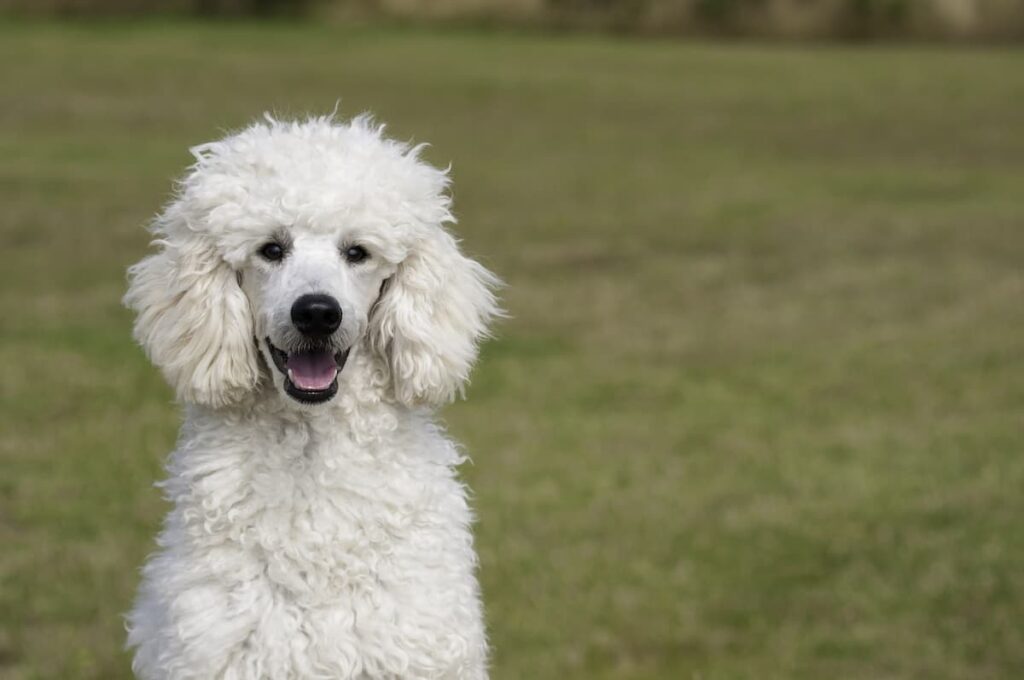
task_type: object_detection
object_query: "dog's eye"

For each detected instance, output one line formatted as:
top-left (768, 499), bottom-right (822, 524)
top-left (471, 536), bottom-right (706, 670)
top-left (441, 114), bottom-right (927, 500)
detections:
top-left (259, 242), bottom-right (285, 262)
top-left (344, 245), bottom-right (369, 264)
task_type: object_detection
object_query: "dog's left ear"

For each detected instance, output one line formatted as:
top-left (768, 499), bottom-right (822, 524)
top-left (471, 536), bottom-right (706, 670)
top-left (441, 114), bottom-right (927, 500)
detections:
top-left (369, 227), bottom-right (501, 407)
top-left (124, 206), bottom-right (260, 408)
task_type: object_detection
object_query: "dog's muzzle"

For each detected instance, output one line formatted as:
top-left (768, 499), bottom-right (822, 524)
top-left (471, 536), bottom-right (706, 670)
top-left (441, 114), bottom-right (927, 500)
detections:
top-left (267, 338), bottom-right (350, 404)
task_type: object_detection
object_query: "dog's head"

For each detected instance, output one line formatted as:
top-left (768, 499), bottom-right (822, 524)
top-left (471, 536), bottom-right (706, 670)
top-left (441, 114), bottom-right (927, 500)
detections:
top-left (125, 115), bottom-right (500, 409)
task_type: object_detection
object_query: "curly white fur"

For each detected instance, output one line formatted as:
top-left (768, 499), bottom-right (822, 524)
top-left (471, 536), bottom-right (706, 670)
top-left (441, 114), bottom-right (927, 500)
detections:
top-left (124, 114), bottom-right (501, 680)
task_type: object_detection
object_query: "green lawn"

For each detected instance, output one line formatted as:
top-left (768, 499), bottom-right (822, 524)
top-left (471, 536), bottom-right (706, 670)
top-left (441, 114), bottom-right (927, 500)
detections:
top-left (1, 20), bottom-right (1023, 680)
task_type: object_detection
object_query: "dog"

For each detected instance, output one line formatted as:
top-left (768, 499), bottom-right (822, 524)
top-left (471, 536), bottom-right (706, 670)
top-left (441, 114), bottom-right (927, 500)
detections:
top-left (123, 114), bottom-right (501, 679)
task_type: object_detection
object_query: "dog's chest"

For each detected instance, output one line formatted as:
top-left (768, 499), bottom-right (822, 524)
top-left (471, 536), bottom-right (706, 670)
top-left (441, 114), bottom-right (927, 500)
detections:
top-left (167, 421), bottom-right (483, 677)
top-left (187, 424), bottom-right (464, 601)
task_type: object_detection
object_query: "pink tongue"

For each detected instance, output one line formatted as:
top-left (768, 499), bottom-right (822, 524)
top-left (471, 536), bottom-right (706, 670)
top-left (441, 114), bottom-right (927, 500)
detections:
top-left (286, 351), bottom-right (338, 391)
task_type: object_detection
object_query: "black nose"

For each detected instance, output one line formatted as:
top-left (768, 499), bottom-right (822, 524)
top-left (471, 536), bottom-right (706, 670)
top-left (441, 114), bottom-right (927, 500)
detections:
top-left (291, 294), bottom-right (342, 337)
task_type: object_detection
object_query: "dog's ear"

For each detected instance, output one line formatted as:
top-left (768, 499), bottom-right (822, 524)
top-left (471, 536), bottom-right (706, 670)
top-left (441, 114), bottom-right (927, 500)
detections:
top-left (369, 227), bottom-right (501, 407)
top-left (124, 209), bottom-right (260, 408)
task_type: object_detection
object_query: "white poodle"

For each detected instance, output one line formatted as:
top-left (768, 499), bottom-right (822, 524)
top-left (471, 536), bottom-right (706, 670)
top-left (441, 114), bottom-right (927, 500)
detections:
top-left (123, 114), bottom-right (501, 680)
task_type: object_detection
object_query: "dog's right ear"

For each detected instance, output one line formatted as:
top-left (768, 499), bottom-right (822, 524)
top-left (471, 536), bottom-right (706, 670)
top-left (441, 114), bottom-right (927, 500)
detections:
top-left (124, 206), bottom-right (260, 408)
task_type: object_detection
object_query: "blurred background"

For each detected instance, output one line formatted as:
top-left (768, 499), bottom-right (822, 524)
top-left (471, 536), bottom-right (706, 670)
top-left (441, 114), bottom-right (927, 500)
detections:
top-left (1, 1), bottom-right (1023, 679)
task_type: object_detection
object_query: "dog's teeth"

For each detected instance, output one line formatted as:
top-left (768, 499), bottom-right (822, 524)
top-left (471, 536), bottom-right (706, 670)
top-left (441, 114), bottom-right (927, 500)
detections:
top-left (287, 369), bottom-right (295, 382)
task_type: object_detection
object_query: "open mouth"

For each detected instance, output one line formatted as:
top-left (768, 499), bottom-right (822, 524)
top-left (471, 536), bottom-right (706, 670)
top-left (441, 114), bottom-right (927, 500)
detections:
top-left (266, 338), bottom-right (350, 404)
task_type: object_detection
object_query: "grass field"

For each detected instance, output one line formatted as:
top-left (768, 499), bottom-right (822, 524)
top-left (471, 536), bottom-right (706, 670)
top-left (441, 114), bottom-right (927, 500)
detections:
top-left (1, 20), bottom-right (1023, 680)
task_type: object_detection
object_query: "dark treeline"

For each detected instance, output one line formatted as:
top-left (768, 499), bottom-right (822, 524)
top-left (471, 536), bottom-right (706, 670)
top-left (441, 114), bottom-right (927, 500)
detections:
top-left (3, 0), bottom-right (1023, 40)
